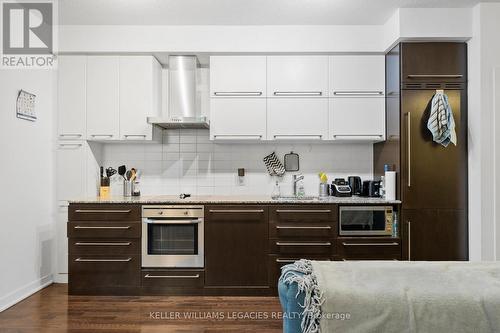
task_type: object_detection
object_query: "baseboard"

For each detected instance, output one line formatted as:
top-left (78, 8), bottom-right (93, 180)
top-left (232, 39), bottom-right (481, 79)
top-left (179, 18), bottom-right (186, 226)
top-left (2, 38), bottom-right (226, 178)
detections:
top-left (0, 274), bottom-right (53, 312)
top-left (54, 273), bottom-right (68, 284)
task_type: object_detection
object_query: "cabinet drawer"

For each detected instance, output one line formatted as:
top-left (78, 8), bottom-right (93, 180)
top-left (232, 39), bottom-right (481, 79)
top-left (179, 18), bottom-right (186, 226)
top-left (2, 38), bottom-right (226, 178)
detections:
top-left (69, 254), bottom-right (140, 287)
top-left (270, 240), bottom-right (334, 255)
top-left (268, 255), bottom-right (332, 291)
top-left (337, 238), bottom-right (401, 260)
top-left (67, 221), bottom-right (141, 238)
top-left (270, 223), bottom-right (333, 238)
top-left (270, 205), bottom-right (336, 224)
top-left (69, 239), bottom-right (140, 255)
top-left (142, 269), bottom-right (204, 288)
top-left (69, 204), bottom-right (141, 221)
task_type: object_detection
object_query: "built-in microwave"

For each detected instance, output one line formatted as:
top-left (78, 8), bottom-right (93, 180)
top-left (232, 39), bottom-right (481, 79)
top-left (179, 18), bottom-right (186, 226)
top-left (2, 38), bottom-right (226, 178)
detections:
top-left (339, 206), bottom-right (393, 236)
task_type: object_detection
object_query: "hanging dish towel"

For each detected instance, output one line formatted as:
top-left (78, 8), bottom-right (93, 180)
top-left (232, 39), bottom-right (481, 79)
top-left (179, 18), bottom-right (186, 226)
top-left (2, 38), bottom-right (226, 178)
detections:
top-left (263, 152), bottom-right (286, 177)
top-left (427, 90), bottom-right (457, 147)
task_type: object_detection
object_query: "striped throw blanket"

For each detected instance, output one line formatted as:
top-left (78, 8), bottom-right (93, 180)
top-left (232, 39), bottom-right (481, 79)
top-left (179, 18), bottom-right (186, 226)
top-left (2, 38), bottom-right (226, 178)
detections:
top-left (427, 90), bottom-right (457, 147)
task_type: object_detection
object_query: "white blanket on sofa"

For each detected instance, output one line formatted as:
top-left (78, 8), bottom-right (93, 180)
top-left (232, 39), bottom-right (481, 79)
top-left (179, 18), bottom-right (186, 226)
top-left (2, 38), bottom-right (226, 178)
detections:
top-left (311, 261), bottom-right (500, 333)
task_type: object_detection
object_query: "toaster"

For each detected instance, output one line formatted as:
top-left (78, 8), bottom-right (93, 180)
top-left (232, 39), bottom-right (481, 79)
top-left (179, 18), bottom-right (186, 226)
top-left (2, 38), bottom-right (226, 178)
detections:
top-left (361, 180), bottom-right (381, 197)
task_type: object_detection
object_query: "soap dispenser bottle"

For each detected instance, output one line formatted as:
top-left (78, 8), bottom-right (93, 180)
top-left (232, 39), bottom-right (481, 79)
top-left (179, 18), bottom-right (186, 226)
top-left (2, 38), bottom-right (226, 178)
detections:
top-left (271, 180), bottom-right (281, 199)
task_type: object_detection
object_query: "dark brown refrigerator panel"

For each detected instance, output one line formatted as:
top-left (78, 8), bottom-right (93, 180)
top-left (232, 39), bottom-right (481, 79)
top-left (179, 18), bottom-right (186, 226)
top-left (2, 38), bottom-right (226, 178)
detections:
top-left (401, 43), bottom-right (467, 83)
top-left (401, 209), bottom-right (468, 261)
top-left (400, 89), bottom-right (467, 210)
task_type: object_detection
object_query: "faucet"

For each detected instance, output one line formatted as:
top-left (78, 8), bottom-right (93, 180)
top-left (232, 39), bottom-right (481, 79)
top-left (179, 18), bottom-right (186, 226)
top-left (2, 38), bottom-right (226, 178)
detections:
top-left (292, 174), bottom-right (304, 197)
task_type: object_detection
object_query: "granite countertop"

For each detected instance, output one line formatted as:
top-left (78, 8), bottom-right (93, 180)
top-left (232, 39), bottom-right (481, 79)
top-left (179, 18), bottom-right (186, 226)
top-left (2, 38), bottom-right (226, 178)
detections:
top-left (69, 195), bottom-right (402, 205)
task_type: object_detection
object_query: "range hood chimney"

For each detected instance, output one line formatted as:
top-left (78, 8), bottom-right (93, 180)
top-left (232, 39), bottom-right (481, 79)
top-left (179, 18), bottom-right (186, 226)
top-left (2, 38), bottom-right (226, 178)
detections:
top-left (148, 55), bottom-right (209, 129)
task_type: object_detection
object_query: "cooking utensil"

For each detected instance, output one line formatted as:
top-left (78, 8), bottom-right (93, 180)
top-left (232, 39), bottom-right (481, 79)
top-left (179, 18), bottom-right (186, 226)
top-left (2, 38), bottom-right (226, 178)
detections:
top-left (130, 169), bottom-right (137, 182)
top-left (106, 167), bottom-right (117, 178)
top-left (118, 165), bottom-right (127, 180)
top-left (284, 151), bottom-right (299, 171)
top-left (126, 170), bottom-right (132, 180)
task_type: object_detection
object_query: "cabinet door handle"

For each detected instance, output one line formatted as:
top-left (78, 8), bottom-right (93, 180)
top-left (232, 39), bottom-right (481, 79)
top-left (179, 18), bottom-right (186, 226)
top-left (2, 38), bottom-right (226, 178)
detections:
top-left (123, 135), bottom-right (147, 139)
top-left (276, 209), bottom-right (331, 213)
top-left (209, 209), bottom-right (264, 213)
top-left (74, 258), bottom-right (131, 262)
top-left (407, 112), bottom-right (411, 187)
top-left (407, 74), bottom-right (463, 79)
top-left (407, 220), bottom-right (411, 261)
top-left (75, 242), bottom-right (131, 246)
top-left (74, 209), bottom-right (132, 213)
top-left (273, 135), bottom-right (322, 140)
top-left (276, 242), bottom-right (331, 246)
top-left (273, 91), bottom-right (322, 96)
top-left (333, 91), bottom-right (384, 96)
top-left (144, 274), bottom-right (200, 279)
top-left (341, 242), bottom-right (399, 246)
top-left (59, 134), bottom-right (82, 138)
top-left (333, 135), bottom-right (383, 140)
top-left (90, 134), bottom-right (114, 138)
top-left (276, 226), bottom-right (331, 230)
top-left (74, 226), bottom-right (131, 230)
top-left (58, 143), bottom-right (83, 148)
top-left (213, 135), bottom-right (262, 140)
top-left (213, 92), bottom-right (262, 96)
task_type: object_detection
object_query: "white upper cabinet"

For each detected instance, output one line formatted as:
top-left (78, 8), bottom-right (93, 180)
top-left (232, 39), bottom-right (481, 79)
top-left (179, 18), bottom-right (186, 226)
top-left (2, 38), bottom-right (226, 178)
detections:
top-left (58, 56), bottom-right (86, 140)
top-left (267, 56), bottom-right (329, 97)
top-left (330, 97), bottom-right (385, 141)
top-left (86, 56), bottom-right (161, 142)
top-left (210, 98), bottom-right (266, 140)
top-left (210, 56), bottom-right (267, 97)
top-left (330, 55), bottom-right (385, 96)
top-left (119, 56), bottom-right (162, 140)
top-left (267, 98), bottom-right (328, 140)
top-left (86, 56), bottom-right (120, 141)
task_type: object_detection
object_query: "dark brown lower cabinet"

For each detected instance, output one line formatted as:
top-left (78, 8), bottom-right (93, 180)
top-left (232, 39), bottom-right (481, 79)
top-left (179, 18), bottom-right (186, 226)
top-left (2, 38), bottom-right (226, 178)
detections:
top-left (204, 205), bottom-right (269, 293)
top-left (402, 209), bottom-right (467, 261)
top-left (142, 269), bottom-right (205, 295)
top-left (337, 238), bottom-right (401, 260)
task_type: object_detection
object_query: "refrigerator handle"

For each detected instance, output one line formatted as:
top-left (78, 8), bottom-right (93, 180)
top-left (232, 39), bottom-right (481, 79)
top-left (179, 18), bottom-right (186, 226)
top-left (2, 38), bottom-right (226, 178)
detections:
top-left (407, 112), bottom-right (411, 187)
top-left (407, 220), bottom-right (411, 261)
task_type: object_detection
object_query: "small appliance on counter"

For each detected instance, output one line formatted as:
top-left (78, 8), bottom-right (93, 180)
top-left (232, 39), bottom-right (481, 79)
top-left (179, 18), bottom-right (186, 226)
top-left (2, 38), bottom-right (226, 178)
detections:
top-left (348, 176), bottom-right (362, 195)
top-left (331, 178), bottom-right (352, 197)
top-left (361, 180), bottom-right (381, 197)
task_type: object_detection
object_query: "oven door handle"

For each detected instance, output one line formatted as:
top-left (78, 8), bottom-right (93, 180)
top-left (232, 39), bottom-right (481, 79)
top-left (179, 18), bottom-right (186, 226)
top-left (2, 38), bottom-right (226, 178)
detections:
top-left (143, 218), bottom-right (201, 224)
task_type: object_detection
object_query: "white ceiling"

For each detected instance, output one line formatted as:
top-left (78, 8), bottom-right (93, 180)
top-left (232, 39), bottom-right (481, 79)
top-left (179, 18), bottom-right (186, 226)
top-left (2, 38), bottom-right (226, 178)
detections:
top-left (59, 0), bottom-right (498, 26)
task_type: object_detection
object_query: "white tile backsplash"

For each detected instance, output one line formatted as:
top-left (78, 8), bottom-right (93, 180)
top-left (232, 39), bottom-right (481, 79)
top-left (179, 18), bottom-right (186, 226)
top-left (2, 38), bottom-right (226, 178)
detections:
top-left (103, 129), bottom-right (374, 196)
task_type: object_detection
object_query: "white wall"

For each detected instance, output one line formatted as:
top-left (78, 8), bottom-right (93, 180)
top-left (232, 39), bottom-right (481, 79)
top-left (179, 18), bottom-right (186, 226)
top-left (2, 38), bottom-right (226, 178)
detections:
top-left (467, 2), bottom-right (500, 261)
top-left (102, 130), bottom-right (373, 197)
top-left (0, 69), bottom-right (56, 311)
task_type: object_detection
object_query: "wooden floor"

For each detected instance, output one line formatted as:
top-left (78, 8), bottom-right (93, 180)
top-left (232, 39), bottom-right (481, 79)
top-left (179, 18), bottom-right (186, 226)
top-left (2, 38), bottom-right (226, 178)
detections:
top-left (0, 284), bottom-right (283, 332)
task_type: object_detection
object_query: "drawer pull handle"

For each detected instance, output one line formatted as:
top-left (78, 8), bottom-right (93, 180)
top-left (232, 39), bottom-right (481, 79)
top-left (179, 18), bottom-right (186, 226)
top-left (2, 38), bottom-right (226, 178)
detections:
top-left (209, 209), bottom-right (264, 213)
top-left (74, 209), bottom-right (132, 213)
top-left (74, 226), bottom-right (131, 230)
top-left (276, 209), bottom-right (331, 213)
top-left (144, 274), bottom-right (200, 279)
top-left (74, 258), bottom-right (132, 262)
top-left (342, 242), bottom-right (399, 246)
top-left (276, 226), bottom-right (331, 230)
top-left (75, 242), bottom-right (131, 246)
top-left (276, 242), bottom-right (331, 246)
top-left (407, 74), bottom-right (463, 79)
top-left (275, 259), bottom-right (299, 263)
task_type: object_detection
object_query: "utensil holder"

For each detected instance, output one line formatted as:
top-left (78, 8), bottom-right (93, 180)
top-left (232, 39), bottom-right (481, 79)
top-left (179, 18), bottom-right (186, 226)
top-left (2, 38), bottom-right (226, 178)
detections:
top-left (319, 183), bottom-right (329, 197)
top-left (123, 180), bottom-right (133, 197)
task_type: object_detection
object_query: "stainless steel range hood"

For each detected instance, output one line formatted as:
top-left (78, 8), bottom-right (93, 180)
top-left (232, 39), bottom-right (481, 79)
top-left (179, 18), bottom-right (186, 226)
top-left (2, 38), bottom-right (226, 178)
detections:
top-left (148, 55), bottom-right (209, 129)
